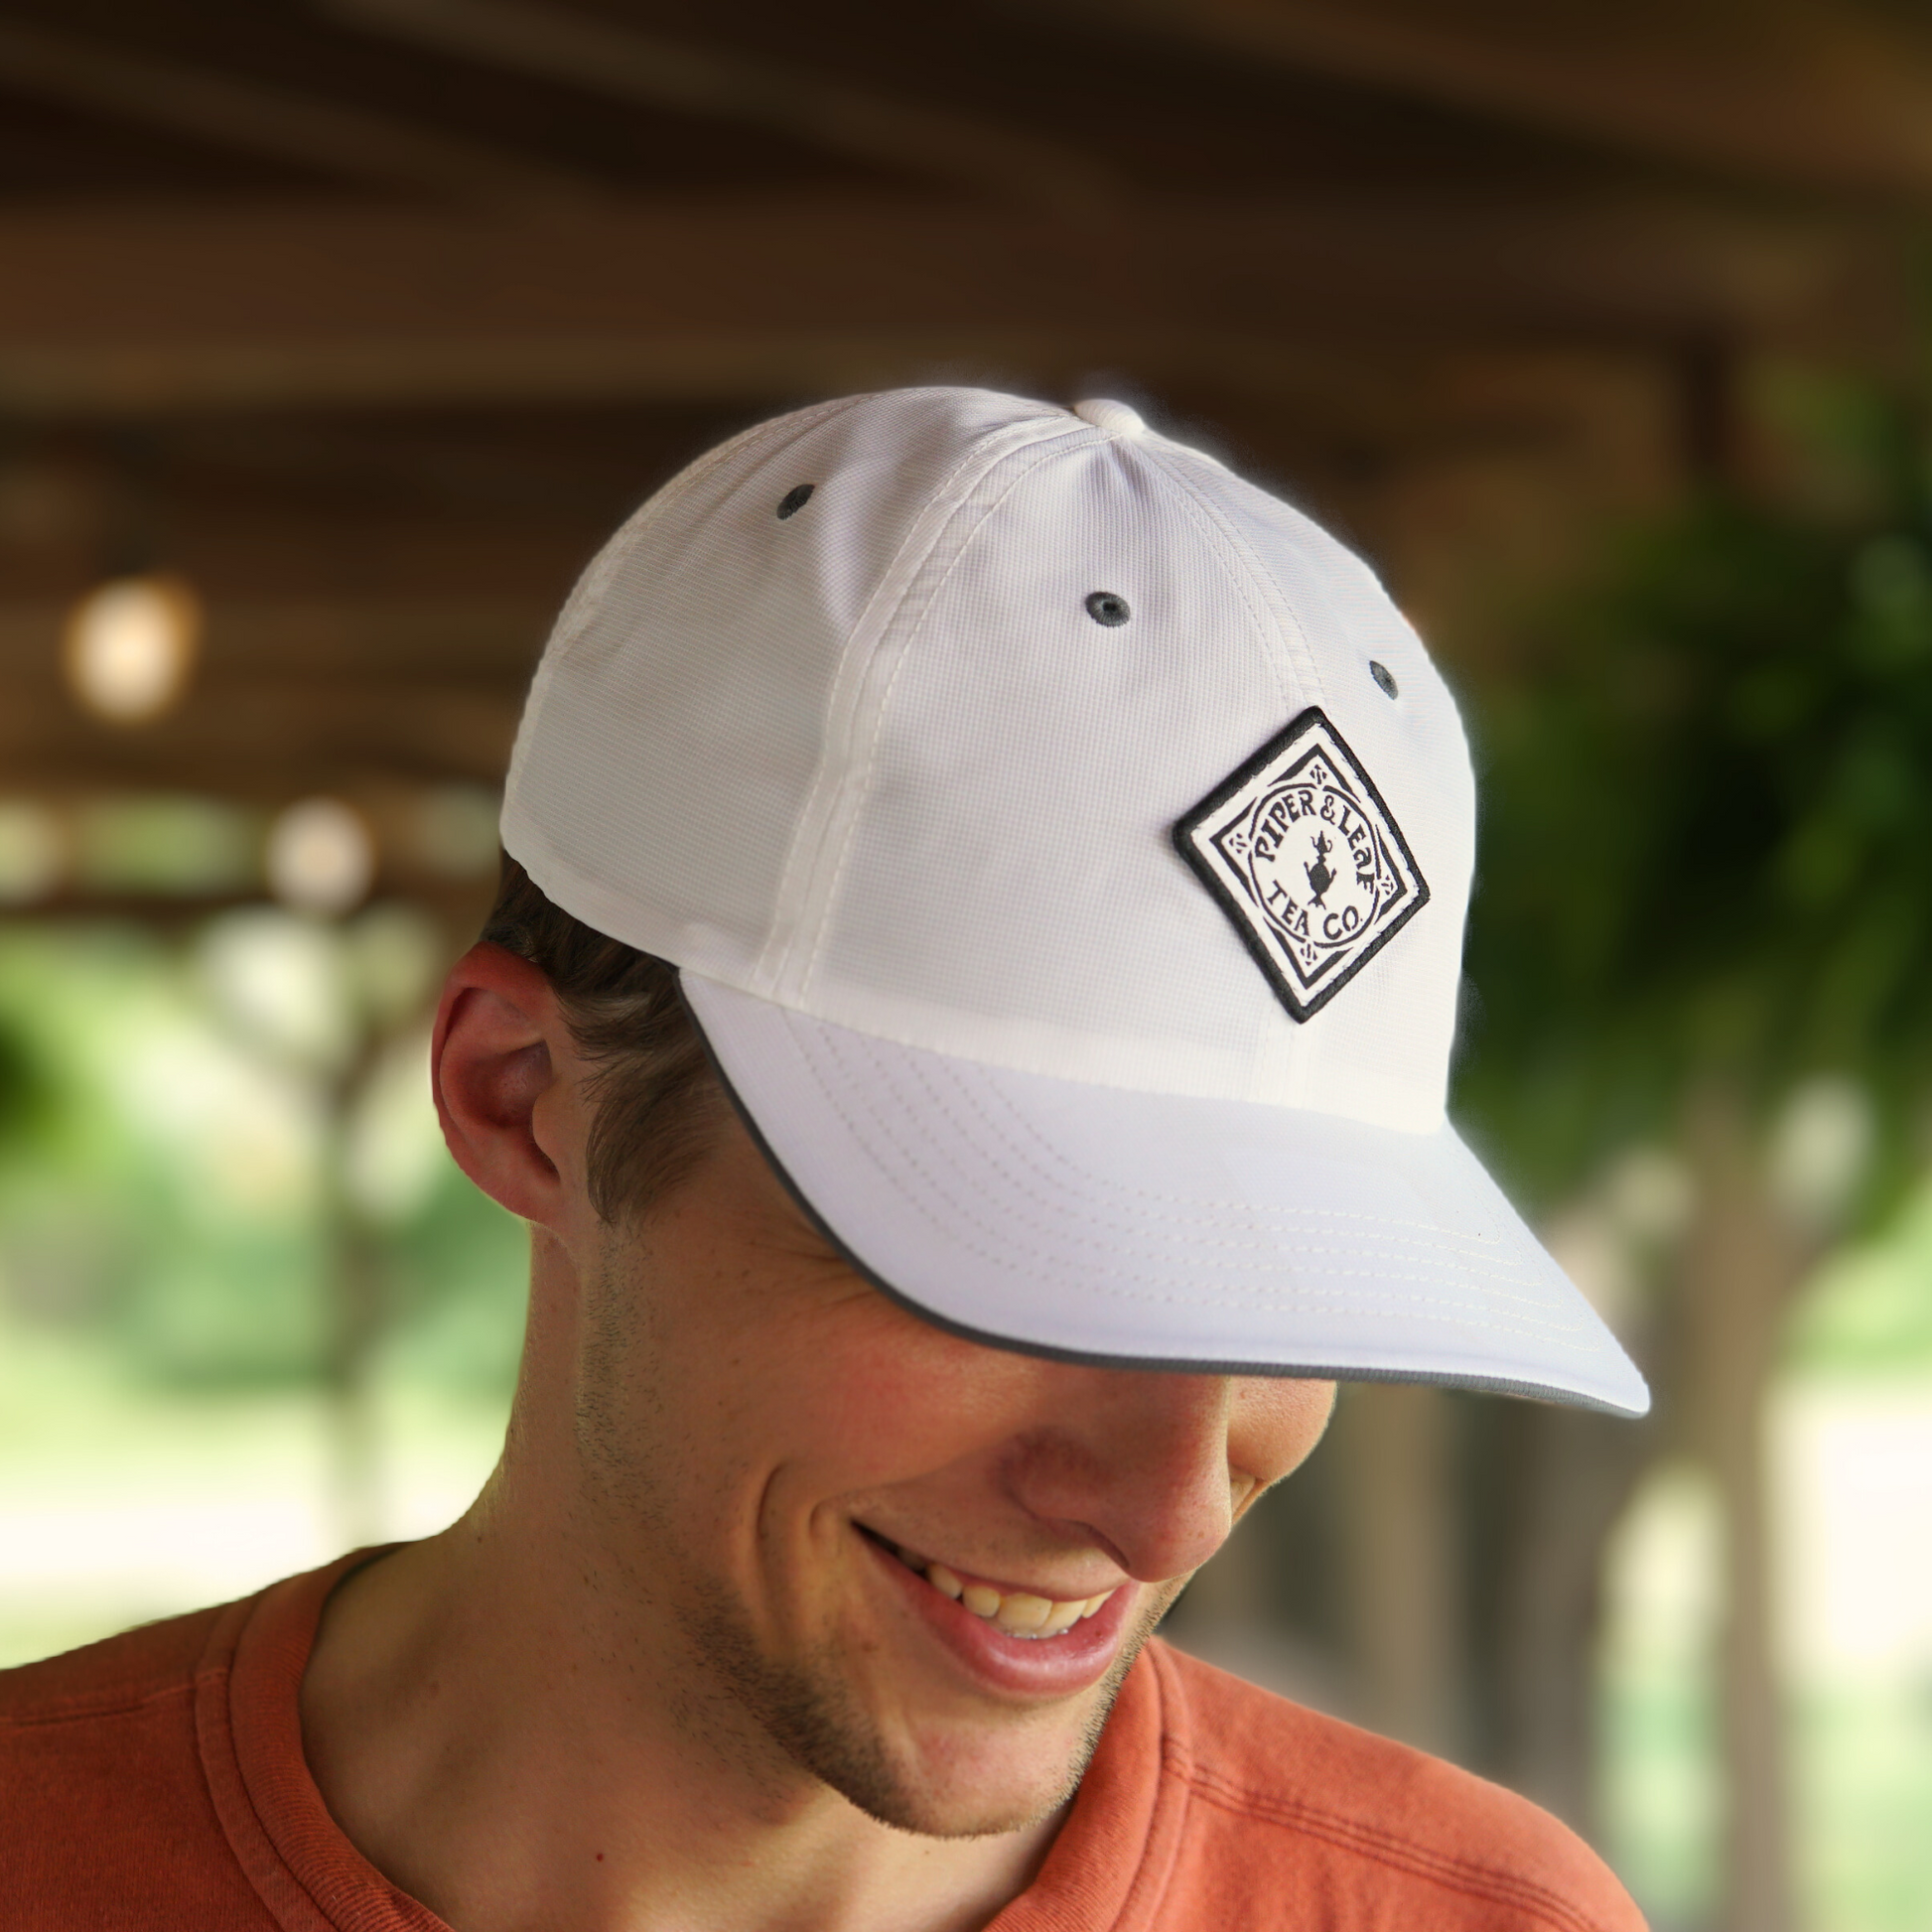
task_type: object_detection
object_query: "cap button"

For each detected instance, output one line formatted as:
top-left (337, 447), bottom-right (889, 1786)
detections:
top-left (1072, 398), bottom-right (1148, 440)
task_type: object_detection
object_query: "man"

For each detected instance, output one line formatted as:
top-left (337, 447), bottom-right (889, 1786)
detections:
top-left (2, 389), bottom-right (1648, 1929)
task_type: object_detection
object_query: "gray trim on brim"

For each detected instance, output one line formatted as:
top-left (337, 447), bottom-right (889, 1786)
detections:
top-left (675, 975), bottom-right (1651, 1419)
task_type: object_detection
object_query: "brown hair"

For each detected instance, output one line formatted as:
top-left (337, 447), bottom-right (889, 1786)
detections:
top-left (481, 854), bottom-right (727, 1223)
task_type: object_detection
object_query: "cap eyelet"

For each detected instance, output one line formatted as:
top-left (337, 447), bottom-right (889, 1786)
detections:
top-left (1368, 660), bottom-right (1399, 699)
top-left (776, 483), bottom-right (814, 519)
top-left (1085, 591), bottom-right (1131, 627)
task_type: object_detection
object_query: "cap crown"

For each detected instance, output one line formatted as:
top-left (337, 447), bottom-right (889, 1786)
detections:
top-left (504, 388), bottom-right (1474, 1132)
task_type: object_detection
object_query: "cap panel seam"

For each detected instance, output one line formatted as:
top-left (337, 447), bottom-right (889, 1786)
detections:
top-left (759, 419), bottom-right (1103, 1002)
top-left (790, 432), bottom-right (1099, 1001)
top-left (759, 412), bottom-right (1095, 996)
top-left (504, 391), bottom-right (866, 882)
top-left (781, 430), bottom-right (1317, 1099)
top-left (515, 392), bottom-right (858, 713)
top-left (1138, 440), bottom-right (1324, 711)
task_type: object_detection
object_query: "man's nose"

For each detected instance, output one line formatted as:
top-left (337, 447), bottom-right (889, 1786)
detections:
top-left (1006, 1368), bottom-right (1239, 1585)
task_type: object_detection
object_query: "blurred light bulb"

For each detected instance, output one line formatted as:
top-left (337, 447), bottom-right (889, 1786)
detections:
top-left (267, 797), bottom-right (375, 917)
top-left (63, 574), bottom-right (202, 725)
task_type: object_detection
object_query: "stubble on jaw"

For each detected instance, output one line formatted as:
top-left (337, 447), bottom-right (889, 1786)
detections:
top-left (571, 1237), bottom-right (1177, 1840)
top-left (678, 1568), bottom-right (1179, 1840)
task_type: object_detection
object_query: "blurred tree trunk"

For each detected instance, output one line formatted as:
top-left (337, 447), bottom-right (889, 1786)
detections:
top-left (323, 1203), bottom-right (386, 1550)
top-left (1681, 1092), bottom-right (1812, 1932)
top-left (1331, 1382), bottom-right (1463, 1756)
top-left (1489, 1402), bottom-right (1654, 1835)
top-left (322, 1035), bottom-right (387, 1552)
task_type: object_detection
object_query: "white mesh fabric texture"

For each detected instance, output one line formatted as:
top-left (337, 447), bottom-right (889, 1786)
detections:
top-left (507, 387), bottom-right (1468, 1127)
top-left (503, 385), bottom-right (1648, 1416)
top-left (775, 424), bottom-right (1471, 1128)
top-left (503, 388), bottom-right (1071, 980)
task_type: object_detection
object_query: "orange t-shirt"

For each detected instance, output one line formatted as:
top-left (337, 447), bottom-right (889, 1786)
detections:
top-left (1, 1554), bottom-right (1643, 1930)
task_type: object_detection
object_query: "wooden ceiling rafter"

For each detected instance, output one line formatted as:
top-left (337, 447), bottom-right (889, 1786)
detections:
top-left (0, 16), bottom-right (602, 209)
top-left (0, 0), bottom-right (1920, 829)
top-left (1030, 0), bottom-right (1932, 205)
top-left (310, 0), bottom-right (1117, 213)
top-left (0, 188), bottom-right (1886, 421)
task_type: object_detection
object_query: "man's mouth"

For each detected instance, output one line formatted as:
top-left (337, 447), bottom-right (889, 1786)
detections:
top-left (862, 1529), bottom-right (1118, 1640)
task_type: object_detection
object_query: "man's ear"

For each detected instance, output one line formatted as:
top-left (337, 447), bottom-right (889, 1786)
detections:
top-left (431, 942), bottom-right (578, 1226)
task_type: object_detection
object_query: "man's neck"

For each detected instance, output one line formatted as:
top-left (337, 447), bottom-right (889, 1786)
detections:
top-left (299, 1503), bottom-right (1062, 1932)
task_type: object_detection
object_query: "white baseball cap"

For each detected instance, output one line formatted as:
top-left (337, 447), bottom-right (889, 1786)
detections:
top-left (503, 387), bottom-right (1648, 1417)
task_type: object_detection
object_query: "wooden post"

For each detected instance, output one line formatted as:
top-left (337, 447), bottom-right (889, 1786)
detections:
top-left (1682, 1092), bottom-right (1812, 1932)
top-left (1490, 1400), bottom-right (1655, 1835)
top-left (320, 1030), bottom-right (387, 1554)
top-left (1332, 1381), bottom-right (1464, 1757)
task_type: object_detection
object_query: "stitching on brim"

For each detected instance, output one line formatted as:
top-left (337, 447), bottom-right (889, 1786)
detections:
top-left (814, 1022), bottom-right (1552, 1290)
top-left (870, 1034), bottom-right (1546, 1281)
top-left (787, 1016), bottom-right (1599, 1345)
top-left (921, 1045), bottom-right (1516, 1259)
top-left (970, 1045), bottom-right (1465, 1223)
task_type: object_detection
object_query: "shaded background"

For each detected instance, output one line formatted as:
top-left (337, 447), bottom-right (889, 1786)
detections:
top-left (3, 4), bottom-right (1932, 1928)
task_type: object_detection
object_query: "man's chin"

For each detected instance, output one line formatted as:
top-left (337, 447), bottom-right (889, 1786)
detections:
top-left (688, 1572), bottom-right (1164, 1839)
top-left (731, 1645), bottom-right (1121, 1839)
top-left (823, 1703), bottom-right (1108, 1840)
top-left (848, 1780), bottom-right (1073, 1842)
top-left (800, 1618), bottom-right (1160, 1839)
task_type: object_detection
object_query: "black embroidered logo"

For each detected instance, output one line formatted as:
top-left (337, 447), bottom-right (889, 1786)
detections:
top-left (1173, 708), bottom-right (1430, 1021)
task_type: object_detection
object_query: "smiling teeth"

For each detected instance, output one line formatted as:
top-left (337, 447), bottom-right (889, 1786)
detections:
top-left (919, 1559), bottom-right (1112, 1638)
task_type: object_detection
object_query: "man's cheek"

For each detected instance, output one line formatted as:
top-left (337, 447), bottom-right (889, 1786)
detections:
top-left (1230, 1377), bottom-right (1337, 1488)
top-left (801, 1382), bottom-right (964, 1478)
top-left (823, 1361), bottom-right (1031, 1483)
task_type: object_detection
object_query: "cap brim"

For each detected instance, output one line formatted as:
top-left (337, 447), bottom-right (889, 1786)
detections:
top-left (682, 976), bottom-right (1650, 1418)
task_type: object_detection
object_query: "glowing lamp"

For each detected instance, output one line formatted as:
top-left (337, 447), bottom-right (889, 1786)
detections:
top-left (267, 797), bottom-right (375, 917)
top-left (63, 574), bottom-right (202, 725)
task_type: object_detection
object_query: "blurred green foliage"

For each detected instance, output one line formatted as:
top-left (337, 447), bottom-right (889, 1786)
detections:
top-left (0, 920), bottom-right (524, 1393)
top-left (1789, 1178), bottom-right (1932, 1373)
top-left (1455, 380), bottom-right (1932, 1220)
top-left (0, 1006), bottom-right (54, 1152)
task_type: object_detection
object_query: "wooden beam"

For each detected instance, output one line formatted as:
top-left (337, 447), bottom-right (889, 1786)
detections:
top-left (0, 599), bottom-right (549, 682)
top-left (1045, 0), bottom-right (1932, 203)
top-left (0, 597), bottom-right (539, 793)
top-left (0, 19), bottom-right (600, 210)
top-left (0, 193), bottom-right (1890, 417)
top-left (0, 687), bottom-right (518, 792)
top-left (314, 0), bottom-right (1115, 216)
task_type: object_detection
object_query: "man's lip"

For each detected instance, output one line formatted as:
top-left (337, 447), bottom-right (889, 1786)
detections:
top-left (854, 1523), bottom-right (1122, 1610)
top-left (854, 1526), bottom-right (1136, 1698)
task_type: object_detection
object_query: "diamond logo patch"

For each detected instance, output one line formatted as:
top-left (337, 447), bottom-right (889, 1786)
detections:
top-left (1173, 707), bottom-right (1430, 1021)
